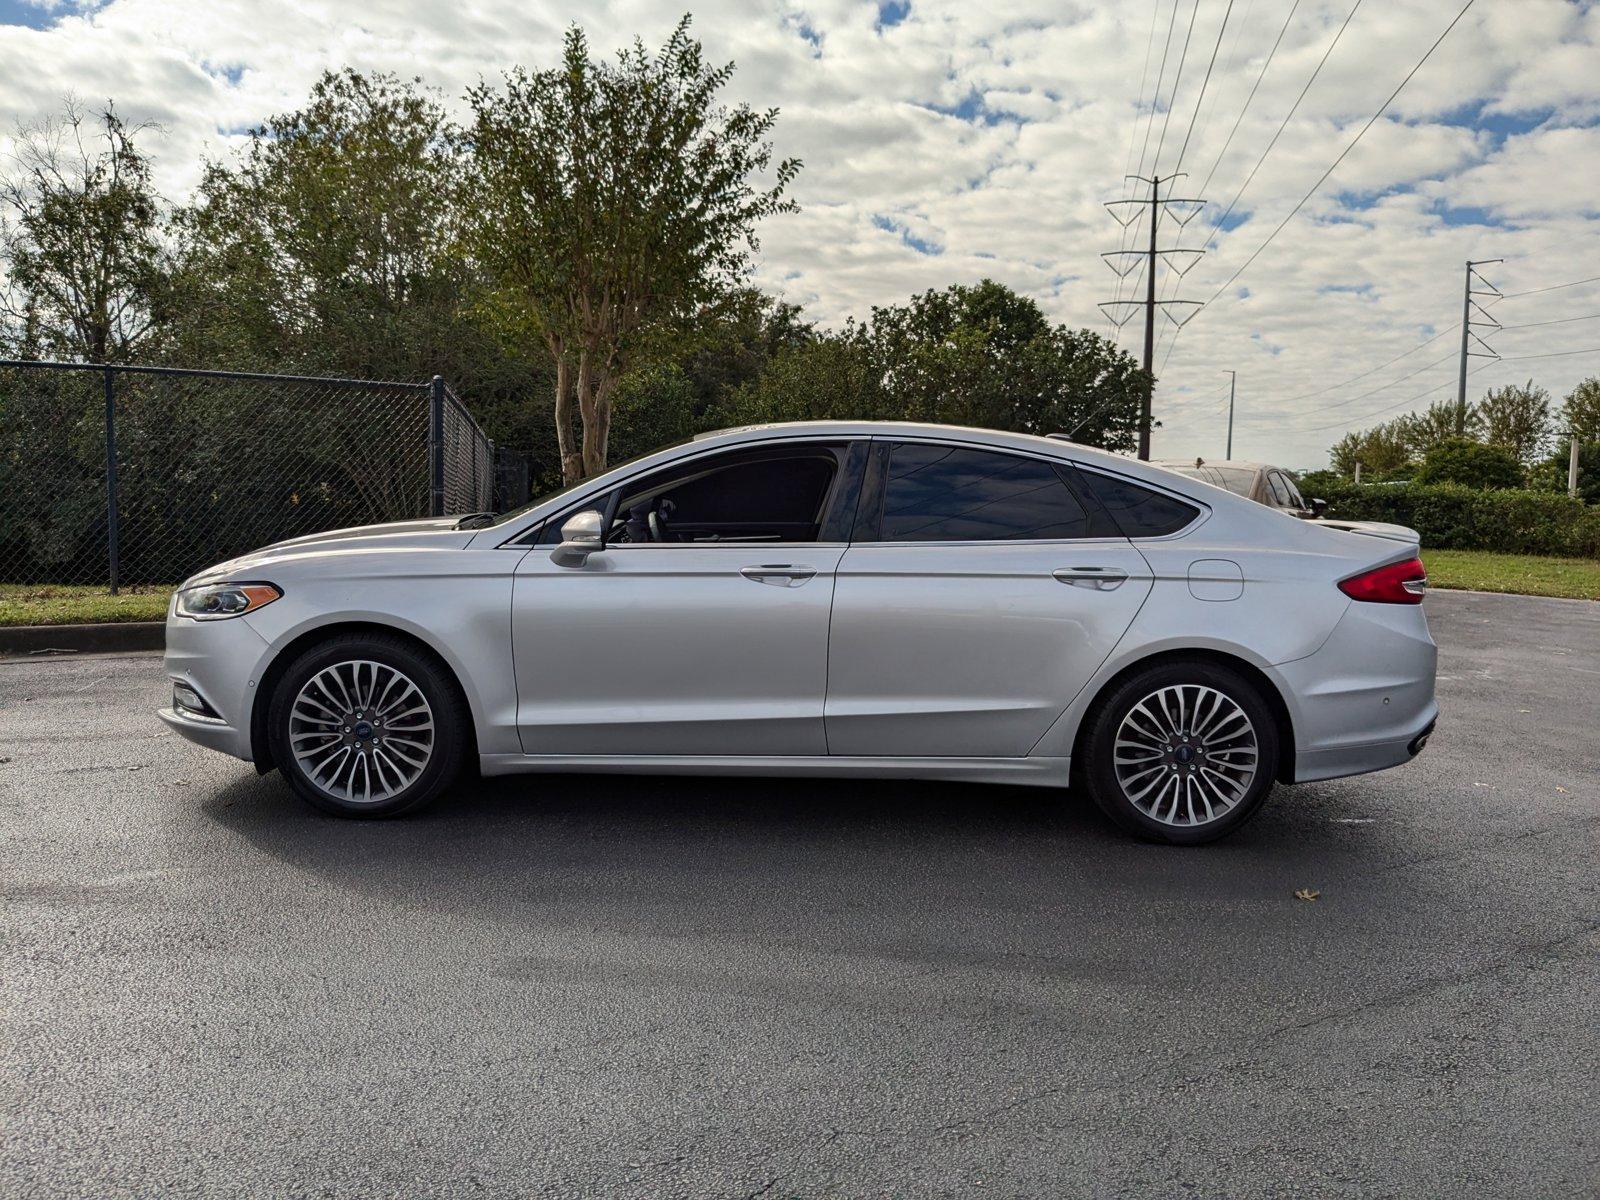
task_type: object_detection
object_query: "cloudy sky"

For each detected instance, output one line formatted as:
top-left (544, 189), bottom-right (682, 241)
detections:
top-left (2, 0), bottom-right (1597, 466)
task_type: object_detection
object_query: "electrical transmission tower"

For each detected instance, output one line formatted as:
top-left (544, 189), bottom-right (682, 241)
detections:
top-left (1455, 258), bottom-right (1502, 434)
top-left (1100, 172), bottom-right (1206, 459)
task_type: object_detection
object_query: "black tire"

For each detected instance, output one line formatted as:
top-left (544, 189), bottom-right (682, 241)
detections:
top-left (267, 633), bottom-right (467, 819)
top-left (1079, 659), bottom-right (1280, 845)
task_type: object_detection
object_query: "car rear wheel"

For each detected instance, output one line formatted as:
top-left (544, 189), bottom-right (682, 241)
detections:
top-left (1080, 660), bottom-right (1279, 845)
top-left (268, 634), bottom-right (466, 818)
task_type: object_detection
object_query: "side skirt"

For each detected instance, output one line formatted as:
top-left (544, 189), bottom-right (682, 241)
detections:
top-left (478, 753), bottom-right (1072, 789)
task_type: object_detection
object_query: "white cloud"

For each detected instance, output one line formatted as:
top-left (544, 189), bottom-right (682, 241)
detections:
top-left (1, 0), bottom-right (1597, 466)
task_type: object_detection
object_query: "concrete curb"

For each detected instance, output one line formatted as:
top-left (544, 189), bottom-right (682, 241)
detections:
top-left (0, 621), bottom-right (165, 658)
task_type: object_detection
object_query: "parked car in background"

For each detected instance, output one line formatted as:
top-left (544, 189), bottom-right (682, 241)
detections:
top-left (159, 422), bottom-right (1437, 845)
top-left (1153, 457), bottom-right (1420, 546)
top-left (1153, 458), bottom-right (1324, 518)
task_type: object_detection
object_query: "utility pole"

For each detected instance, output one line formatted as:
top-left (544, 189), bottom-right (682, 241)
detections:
top-left (1142, 173), bottom-right (1159, 459)
top-left (1571, 434), bottom-right (1582, 499)
top-left (1456, 258), bottom-right (1503, 434)
top-left (1099, 173), bottom-right (1205, 460)
top-left (1225, 370), bottom-right (1236, 459)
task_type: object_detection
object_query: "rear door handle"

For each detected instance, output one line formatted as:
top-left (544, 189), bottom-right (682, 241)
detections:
top-left (1054, 566), bottom-right (1128, 591)
top-left (740, 564), bottom-right (817, 587)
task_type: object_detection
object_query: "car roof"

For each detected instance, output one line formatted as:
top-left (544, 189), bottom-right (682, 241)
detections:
top-left (691, 420), bottom-right (1165, 479)
top-left (1151, 458), bottom-right (1275, 472)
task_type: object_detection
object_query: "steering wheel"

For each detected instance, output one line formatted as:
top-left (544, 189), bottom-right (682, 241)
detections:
top-left (648, 498), bottom-right (677, 543)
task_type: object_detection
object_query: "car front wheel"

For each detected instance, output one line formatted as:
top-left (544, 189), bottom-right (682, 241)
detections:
top-left (268, 634), bottom-right (466, 818)
top-left (1080, 660), bottom-right (1279, 845)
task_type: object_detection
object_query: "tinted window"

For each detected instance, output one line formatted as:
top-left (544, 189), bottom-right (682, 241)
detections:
top-left (878, 444), bottom-right (1094, 541)
top-left (1280, 473), bottom-right (1306, 509)
top-left (1078, 470), bottom-right (1201, 537)
top-left (537, 450), bottom-right (839, 545)
top-left (1212, 467), bottom-right (1257, 497)
top-left (1267, 471), bottom-right (1294, 507)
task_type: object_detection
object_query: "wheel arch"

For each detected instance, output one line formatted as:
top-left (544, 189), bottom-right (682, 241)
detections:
top-left (249, 620), bottom-right (477, 774)
top-left (1069, 647), bottom-right (1298, 784)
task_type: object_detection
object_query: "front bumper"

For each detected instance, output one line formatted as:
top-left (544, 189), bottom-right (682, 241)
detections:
top-left (159, 612), bottom-right (271, 762)
top-left (1273, 600), bottom-right (1439, 784)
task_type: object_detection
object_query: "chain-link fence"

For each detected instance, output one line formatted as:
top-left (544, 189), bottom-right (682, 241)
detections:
top-left (0, 361), bottom-right (494, 591)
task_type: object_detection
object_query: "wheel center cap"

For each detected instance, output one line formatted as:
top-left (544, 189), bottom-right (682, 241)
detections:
top-left (353, 720), bottom-right (374, 740)
top-left (1174, 745), bottom-right (1195, 764)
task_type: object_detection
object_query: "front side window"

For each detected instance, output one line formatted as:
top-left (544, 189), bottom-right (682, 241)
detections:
top-left (537, 446), bottom-right (847, 545)
top-left (877, 443), bottom-right (1095, 542)
top-left (1267, 471), bottom-right (1296, 508)
top-left (1076, 469), bottom-right (1201, 538)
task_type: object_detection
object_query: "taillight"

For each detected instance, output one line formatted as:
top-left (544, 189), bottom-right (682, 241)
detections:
top-left (1338, 558), bottom-right (1427, 604)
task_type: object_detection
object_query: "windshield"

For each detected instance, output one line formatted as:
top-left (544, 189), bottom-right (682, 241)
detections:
top-left (475, 437), bottom-right (698, 529)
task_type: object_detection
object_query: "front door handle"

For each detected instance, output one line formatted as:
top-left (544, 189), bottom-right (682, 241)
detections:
top-left (740, 564), bottom-right (817, 587)
top-left (1054, 566), bottom-right (1128, 591)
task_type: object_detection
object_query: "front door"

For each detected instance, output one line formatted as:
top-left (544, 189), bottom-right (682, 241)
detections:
top-left (511, 441), bottom-right (862, 756)
top-left (825, 440), bottom-right (1154, 757)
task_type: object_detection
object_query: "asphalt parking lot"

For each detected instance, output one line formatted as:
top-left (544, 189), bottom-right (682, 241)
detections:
top-left (2, 589), bottom-right (1596, 1199)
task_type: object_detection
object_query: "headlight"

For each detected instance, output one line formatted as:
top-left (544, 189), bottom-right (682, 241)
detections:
top-left (174, 582), bottom-right (282, 621)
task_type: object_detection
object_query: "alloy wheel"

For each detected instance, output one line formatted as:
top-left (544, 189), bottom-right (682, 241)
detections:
top-left (288, 659), bottom-right (435, 805)
top-left (1112, 684), bottom-right (1259, 827)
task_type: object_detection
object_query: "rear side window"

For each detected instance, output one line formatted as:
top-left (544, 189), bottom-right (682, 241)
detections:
top-left (1212, 467), bottom-right (1257, 497)
top-left (878, 443), bottom-right (1095, 541)
top-left (1077, 469), bottom-right (1201, 538)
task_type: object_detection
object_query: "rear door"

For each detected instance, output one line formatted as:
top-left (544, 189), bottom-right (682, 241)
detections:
top-left (824, 440), bottom-right (1157, 758)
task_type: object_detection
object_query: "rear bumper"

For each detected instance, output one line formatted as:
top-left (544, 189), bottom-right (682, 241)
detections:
top-left (1291, 705), bottom-right (1437, 784)
top-left (1273, 600), bottom-right (1438, 784)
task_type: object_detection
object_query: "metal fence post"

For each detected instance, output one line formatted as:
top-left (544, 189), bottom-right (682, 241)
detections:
top-left (103, 365), bottom-right (121, 595)
top-left (428, 376), bottom-right (445, 517)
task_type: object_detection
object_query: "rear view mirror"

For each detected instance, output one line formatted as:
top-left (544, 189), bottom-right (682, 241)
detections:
top-left (1309, 498), bottom-right (1327, 518)
top-left (551, 510), bottom-right (605, 567)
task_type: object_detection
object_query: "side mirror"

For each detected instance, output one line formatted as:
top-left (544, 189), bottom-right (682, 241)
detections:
top-left (550, 509), bottom-right (605, 567)
top-left (1309, 497), bottom-right (1327, 518)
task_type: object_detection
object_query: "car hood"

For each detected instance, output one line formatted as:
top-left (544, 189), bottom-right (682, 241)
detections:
top-left (180, 517), bottom-right (475, 587)
top-left (1308, 517), bottom-right (1421, 545)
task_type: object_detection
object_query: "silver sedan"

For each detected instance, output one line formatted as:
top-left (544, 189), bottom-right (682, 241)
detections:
top-left (158, 422), bottom-right (1438, 844)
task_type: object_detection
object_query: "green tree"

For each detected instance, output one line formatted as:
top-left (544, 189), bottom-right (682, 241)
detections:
top-left (723, 280), bottom-right (1145, 450)
top-left (1478, 380), bottom-right (1551, 465)
top-left (170, 70), bottom-right (500, 384)
top-left (1413, 437), bottom-right (1523, 489)
top-left (1559, 377), bottom-right (1600, 441)
top-left (0, 101), bottom-right (168, 362)
top-left (467, 17), bottom-right (800, 483)
top-left (1528, 441), bottom-right (1600, 504)
top-left (1329, 420), bottom-right (1412, 478)
top-left (1397, 399), bottom-right (1478, 458)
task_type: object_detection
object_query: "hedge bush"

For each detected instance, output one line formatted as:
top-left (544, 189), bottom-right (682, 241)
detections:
top-left (1317, 482), bottom-right (1600, 558)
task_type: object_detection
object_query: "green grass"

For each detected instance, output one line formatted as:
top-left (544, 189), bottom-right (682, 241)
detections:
top-left (1422, 549), bottom-right (1600, 601)
top-left (0, 584), bottom-right (174, 627)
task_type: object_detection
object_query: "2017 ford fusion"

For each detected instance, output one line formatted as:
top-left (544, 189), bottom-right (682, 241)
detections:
top-left (159, 422), bottom-right (1437, 843)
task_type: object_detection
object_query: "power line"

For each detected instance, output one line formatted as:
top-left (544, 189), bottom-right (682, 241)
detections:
top-left (1273, 324), bottom-right (1458, 405)
top-left (1499, 312), bottom-right (1600, 331)
top-left (1298, 360), bottom-right (1495, 434)
top-left (1500, 274), bottom-right (1600, 300)
top-left (1311, 350), bottom-right (1459, 413)
top-left (1199, 0), bottom-right (1364, 254)
top-left (1195, 0), bottom-right (1294, 198)
top-left (1173, 0), bottom-right (1237, 174)
top-left (1152, 0), bottom-right (1204, 176)
top-left (1193, 0), bottom-right (1478, 317)
top-left (1148, 0), bottom-right (1361, 377)
top-left (1498, 346), bottom-right (1600, 361)
top-left (1107, 0), bottom-right (1169, 342)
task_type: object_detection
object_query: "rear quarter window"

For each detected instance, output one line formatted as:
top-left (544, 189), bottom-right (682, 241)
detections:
top-left (1077, 469), bottom-right (1202, 538)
